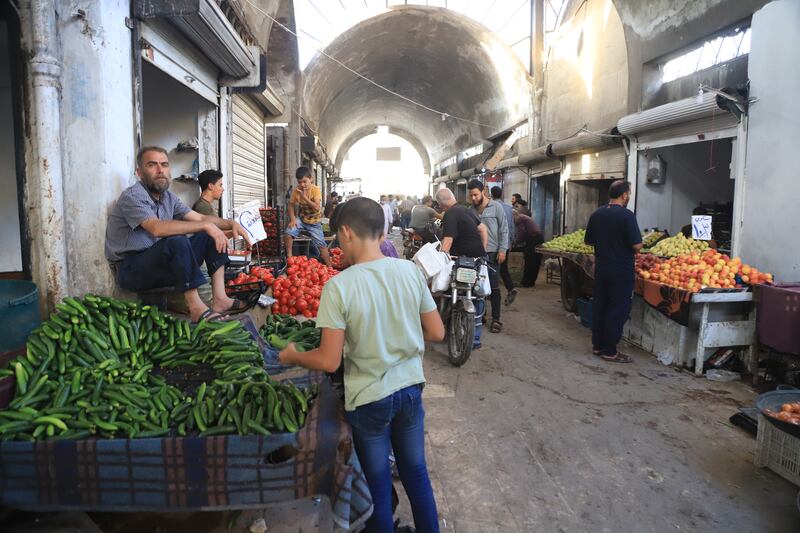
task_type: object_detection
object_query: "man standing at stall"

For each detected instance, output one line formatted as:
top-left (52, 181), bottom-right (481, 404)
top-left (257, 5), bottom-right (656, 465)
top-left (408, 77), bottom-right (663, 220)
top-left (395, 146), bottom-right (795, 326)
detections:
top-left (584, 180), bottom-right (642, 363)
top-left (514, 210), bottom-right (545, 287)
top-left (468, 179), bottom-right (509, 334)
top-left (436, 187), bottom-right (489, 349)
top-left (105, 146), bottom-right (251, 322)
top-left (284, 166), bottom-right (332, 267)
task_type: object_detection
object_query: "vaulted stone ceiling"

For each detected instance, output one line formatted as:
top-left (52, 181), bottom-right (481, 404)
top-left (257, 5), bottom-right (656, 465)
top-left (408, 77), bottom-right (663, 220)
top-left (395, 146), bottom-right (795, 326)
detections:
top-left (302, 6), bottom-right (533, 172)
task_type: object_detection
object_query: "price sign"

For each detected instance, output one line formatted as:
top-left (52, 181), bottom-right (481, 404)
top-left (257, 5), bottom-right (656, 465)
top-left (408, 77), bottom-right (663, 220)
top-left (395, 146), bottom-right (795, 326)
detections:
top-left (235, 202), bottom-right (266, 244)
top-left (691, 215), bottom-right (712, 241)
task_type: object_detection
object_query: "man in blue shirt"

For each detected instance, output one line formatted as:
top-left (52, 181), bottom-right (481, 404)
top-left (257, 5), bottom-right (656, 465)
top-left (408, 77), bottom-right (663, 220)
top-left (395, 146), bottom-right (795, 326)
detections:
top-left (584, 180), bottom-right (642, 363)
top-left (105, 146), bottom-right (251, 322)
top-left (491, 186), bottom-right (517, 305)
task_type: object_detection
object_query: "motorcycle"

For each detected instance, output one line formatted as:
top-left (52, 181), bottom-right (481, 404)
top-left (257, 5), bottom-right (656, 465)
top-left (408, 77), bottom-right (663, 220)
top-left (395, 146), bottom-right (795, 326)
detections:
top-left (402, 228), bottom-right (424, 260)
top-left (435, 255), bottom-right (485, 367)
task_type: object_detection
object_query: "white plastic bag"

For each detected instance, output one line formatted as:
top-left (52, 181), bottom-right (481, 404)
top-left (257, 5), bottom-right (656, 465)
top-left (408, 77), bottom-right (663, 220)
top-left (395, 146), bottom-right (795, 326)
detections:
top-left (474, 263), bottom-right (491, 297)
top-left (413, 242), bottom-right (450, 279)
top-left (431, 258), bottom-right (454, 293)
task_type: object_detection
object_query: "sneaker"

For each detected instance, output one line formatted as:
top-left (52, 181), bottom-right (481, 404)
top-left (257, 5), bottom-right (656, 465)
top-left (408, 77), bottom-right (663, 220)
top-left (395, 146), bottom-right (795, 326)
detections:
top-left (505, 288), bottom-right (518, 306)
top-left (473, 343), bottom-right (482, 350)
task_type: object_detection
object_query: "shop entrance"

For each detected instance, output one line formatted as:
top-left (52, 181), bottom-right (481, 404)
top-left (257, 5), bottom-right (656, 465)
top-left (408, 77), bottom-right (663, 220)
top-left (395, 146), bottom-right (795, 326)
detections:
top-left (529, 172), bottom-right (560, 241)
top-left (141, 62), bottom-right (218, 212)
top-left (563, 178), bottom-right (615, 234)
top-left (0, 8), bottom-right (23, 277)
top-left (635, 139), bottom-right (735, 253)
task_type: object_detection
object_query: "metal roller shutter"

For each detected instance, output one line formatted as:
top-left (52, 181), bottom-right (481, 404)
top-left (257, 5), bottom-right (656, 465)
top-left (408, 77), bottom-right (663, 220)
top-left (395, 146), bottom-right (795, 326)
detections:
top-left (232, 96), bottom-right (266, 208)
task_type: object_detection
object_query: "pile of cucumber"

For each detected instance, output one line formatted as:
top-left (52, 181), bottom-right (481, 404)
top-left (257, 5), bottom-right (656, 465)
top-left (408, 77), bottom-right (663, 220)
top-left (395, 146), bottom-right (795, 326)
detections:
top-left (0, 295), bottom-right (314, 441)
top-left (261, 314), bottom-right (322, 352)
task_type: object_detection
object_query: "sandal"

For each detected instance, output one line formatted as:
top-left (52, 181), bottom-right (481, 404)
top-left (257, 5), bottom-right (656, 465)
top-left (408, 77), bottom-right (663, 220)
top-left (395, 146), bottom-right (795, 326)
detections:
top-left (592, 348), bottom-right (603, 356)
top-left (490, 320), bottom-right (503, 333)
top-left (193, 309), bottom-right (228, 324)
top-left (225, 295), bottom-right (256, 315)
top-left (601, 352), bottom-right (632, 363)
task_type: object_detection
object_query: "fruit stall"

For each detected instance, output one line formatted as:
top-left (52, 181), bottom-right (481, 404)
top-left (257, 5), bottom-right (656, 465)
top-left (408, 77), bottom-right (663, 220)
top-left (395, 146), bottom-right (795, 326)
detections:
top-left (538, 228), bottom-right (774, 375)
top-left (0, 291), bottom-right (371, 530)
top-left (627, 235), bottom-right (773, 375)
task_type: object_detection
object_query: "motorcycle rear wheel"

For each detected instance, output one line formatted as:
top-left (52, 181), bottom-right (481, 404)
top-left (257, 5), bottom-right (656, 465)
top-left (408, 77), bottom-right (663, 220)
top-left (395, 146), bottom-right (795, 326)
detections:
top-left (447, 303), bottom-right (475, 367)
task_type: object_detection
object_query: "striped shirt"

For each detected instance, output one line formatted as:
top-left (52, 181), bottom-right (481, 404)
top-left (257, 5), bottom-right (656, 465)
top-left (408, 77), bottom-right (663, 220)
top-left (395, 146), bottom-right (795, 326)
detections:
top-left (104, 181), bottom-right (191, 262)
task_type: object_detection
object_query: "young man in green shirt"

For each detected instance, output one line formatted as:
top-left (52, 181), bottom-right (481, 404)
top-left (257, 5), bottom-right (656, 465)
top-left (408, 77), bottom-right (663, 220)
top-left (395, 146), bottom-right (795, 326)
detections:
top-left (279, 197), bottom-right (445, 533)
top-left (193, 169), bottom-right (224, 216)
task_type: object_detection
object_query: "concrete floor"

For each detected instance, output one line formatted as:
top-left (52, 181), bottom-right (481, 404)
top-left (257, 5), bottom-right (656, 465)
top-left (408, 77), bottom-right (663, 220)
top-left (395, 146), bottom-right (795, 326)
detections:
top-left (395, 284), bottom-right (799, 533)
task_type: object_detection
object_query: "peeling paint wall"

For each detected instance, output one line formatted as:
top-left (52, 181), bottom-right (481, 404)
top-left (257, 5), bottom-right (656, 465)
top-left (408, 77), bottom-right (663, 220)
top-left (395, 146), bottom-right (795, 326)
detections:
top-left (58, 0), bottom-right (134, 297)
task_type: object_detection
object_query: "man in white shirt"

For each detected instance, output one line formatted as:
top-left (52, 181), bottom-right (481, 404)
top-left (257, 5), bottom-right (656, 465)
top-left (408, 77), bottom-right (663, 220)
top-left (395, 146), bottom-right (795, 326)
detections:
top-left (379, 195), bottom-right (394, 236)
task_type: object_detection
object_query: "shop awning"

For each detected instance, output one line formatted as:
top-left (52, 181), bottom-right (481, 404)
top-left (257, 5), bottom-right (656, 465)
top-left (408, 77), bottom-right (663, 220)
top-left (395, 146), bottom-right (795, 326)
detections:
top-left (136, 0), bottom-right (257, 79)
top-left (617, 92), bottom-right (731, 136)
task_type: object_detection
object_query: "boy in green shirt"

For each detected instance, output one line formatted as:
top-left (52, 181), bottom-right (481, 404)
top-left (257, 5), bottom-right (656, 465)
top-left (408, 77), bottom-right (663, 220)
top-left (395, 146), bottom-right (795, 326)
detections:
top-left (279, 197), bottom-right (445, 533)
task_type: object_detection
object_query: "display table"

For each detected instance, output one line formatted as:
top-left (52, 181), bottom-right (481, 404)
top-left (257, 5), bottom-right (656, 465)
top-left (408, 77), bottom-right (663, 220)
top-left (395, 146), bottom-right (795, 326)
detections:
top-left (0, 319), bottom-right (372, 531)
top-left (625, 280), bottom-right (756, 375)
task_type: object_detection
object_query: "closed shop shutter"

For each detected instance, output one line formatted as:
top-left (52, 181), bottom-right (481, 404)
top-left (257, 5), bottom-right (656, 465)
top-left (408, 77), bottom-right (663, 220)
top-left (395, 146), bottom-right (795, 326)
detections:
top-left (232, 96), bottom-right (266, 208)
top-left (563, 146), bottom-right (626, 181)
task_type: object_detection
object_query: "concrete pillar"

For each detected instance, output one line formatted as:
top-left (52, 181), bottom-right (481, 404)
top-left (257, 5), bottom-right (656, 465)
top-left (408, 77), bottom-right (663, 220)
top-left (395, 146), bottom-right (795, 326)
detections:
top-left (18, 0), bottom-right (69, 311)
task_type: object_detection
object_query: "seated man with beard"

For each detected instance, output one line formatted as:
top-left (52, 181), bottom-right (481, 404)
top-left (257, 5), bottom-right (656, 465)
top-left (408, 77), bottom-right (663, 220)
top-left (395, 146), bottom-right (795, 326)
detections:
top-left (104, 146), bottom-right (251, 322)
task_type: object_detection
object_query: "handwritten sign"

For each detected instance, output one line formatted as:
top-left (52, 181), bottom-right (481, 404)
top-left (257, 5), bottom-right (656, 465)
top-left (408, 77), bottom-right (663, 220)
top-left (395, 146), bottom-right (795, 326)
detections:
top-left (235, 202), bottom-right (266, 244)
top-left (691, 215), bottom-right (712, 241)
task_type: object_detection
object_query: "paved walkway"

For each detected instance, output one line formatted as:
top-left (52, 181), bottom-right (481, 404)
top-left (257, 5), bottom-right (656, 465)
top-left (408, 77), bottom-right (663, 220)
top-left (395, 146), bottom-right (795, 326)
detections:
top-left (396, 284), bottom-right (798, 533)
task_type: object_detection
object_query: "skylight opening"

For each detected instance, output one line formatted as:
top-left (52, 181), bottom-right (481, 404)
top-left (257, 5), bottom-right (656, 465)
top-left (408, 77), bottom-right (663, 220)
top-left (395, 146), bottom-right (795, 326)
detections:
top-left (661, 27), bottom-right (751, 84)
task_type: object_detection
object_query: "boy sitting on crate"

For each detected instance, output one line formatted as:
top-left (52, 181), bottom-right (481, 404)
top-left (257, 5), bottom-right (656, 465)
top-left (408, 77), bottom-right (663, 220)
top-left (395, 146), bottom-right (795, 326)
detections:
top-left (279, 197), bottom-right (445, 533)
top-left (283, 166), bottom-right (332, 267)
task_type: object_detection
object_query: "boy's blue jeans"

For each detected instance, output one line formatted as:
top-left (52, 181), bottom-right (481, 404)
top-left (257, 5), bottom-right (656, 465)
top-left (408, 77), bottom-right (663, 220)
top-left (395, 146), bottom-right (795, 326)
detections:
top-left (345, 384), bottom-right (440, 533)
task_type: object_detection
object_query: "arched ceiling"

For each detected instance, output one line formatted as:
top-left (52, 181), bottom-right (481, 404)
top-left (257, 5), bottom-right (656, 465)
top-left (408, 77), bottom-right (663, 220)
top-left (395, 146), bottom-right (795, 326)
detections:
top-left (302, 6), bottom-right (532, 170)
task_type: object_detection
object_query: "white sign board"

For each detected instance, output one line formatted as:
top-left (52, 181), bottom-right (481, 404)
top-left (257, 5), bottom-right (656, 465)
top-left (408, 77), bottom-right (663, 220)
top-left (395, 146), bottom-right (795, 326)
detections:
top-left (691, 215), bottom-right (713, 240)
top-left (236, 203), bottom-right (266, 244)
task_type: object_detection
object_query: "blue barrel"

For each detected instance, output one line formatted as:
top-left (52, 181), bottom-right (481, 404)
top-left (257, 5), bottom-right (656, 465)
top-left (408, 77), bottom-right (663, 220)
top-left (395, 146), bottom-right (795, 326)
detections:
top-left (0, 280), bottom-right (41, 354)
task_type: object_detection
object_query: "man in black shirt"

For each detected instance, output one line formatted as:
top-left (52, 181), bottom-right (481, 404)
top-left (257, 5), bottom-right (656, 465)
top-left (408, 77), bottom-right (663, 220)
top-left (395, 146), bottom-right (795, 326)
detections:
top-left (435, 188), bottom-right (488, 349)
top-left (435, 188), bottom-right (487, 257)
top-left (585, 180), bottom-right (642, 363)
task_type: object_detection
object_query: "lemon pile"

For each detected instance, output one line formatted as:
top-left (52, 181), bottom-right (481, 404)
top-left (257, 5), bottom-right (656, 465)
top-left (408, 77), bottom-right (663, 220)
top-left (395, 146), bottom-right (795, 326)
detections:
top-left (542, 230), bottom-right (594, 254)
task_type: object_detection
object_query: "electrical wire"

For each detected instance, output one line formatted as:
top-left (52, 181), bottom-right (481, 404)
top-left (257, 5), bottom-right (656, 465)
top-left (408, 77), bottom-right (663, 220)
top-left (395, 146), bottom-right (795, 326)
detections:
top-left (243, 0), bottom-right (502, 131)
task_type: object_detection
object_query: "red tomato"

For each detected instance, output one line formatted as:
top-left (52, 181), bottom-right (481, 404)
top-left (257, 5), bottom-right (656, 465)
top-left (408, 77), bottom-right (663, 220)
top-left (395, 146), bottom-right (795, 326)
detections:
top-left (302, 309), bottom-right (313, 318)
top-left (272, 303), bottom-right (280, 313)
top-left (289, 307), bottom-right (297, 315)
top-left (280, 305), bottom-right (289, 314)
top-left (296, 299), bottom-right (308, 312)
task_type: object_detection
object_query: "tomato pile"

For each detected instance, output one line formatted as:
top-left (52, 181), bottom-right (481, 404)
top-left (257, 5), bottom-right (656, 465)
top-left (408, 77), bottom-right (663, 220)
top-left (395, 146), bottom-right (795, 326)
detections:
top-left (225, 266), bottom-right (275, 292)
top-left (271, 256), bottom-right (338, 318)
top-left (330, 247), bottom-right (347, 270)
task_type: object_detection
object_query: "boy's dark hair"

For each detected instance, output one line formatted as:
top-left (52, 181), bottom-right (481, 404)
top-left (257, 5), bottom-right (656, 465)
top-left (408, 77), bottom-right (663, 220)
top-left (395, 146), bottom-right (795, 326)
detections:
top-left (336, 197), bottom-right (385, 239)
top-left (490, 186), bottom-right (502, 199)
top-left (296, 166), bottom-right (312, 180)
top-left (467, 179), bottom-right (483, 191)
top-left (512, 193), bottom-right (522, 201)
top-left (608, 180), bottom-right (631, 199)
top-left (198, 169), bottom-right (223, 191)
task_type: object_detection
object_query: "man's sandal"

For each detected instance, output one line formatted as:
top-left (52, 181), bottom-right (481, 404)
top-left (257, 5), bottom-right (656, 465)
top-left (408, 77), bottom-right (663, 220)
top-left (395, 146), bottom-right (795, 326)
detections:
top-left (490, 320), bottom-right (503, 333)
top-left (193, 309), bottom-right (228, 324)
top-left (602, 352), bottom-right (632, 363)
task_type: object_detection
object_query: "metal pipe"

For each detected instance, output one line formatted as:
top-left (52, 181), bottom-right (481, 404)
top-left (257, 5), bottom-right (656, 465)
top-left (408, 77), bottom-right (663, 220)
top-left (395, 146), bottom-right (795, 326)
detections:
top-left (496, 144), bottom-right (552, 169)
top-left (19, 0), bottom-right (68, 310)
top-left (548, 130), bottom-right (620, 157)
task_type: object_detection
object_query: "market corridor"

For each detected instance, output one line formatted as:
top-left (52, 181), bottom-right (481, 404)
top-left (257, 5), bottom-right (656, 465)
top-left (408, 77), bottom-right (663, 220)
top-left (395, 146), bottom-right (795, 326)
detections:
top-left (398, 284), bottom-right (797, 533)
